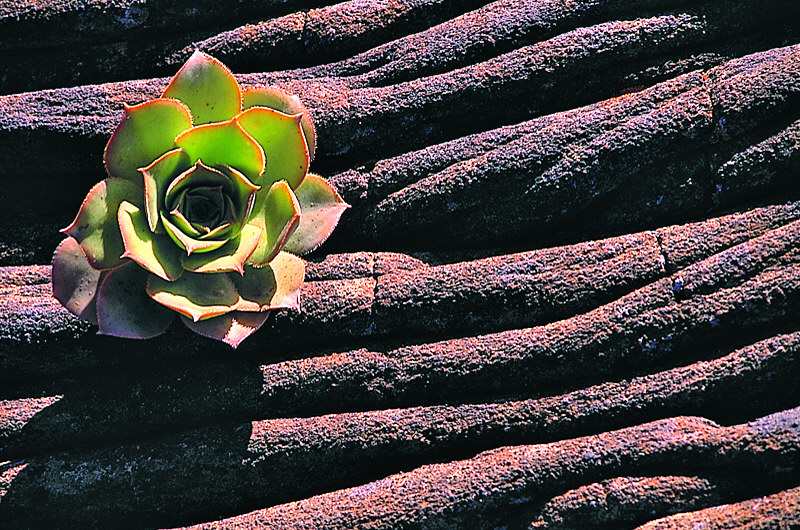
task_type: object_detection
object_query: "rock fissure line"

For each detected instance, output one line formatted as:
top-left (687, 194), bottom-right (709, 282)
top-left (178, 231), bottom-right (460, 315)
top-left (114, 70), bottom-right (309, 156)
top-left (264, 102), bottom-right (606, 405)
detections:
top-left (637, 485), bottom-right (800, 529)
top-left (1, 243), bottom-right (797, 459)
top-left (168, 408), bottom-right (800, 530)
top-left (515, 475), bottom-right (748, 529)
top-left (2, 201), bottom-right (799, 385)
top-left (1, 337), bottom-right (797, 526)
top-left (1, 4), bottom-right (799, 526)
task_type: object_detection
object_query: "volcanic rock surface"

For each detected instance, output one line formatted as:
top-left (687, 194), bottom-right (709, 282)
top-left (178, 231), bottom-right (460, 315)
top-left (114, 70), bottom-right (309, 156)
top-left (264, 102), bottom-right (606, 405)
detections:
top-left (1, 0), bottom-right (799, 528)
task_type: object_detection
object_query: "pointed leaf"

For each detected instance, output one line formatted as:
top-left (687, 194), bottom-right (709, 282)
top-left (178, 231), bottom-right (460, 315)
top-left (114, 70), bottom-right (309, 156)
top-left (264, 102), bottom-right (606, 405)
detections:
top-left (62, 178), bottom-right (140, 270)
top-left (162, 50), bottom-right (241, 125)
top-left (242, 86), bottom-right (316, 160)
top-left (182, 224), bottom-right (261, 274)
top-left (236, 107), bottom-right (310, 189)
top-left (269, 251), bottom-right (305, 310)
top-left (141, 148), bottom-right (191, 232)
top-left (162, 213), bottom-right (227, 255)
top-left (147, 271), bottom-right (238, 322)
top-left (216, 165), bottom-right (259, 225)
top-left (247, 181), bottom-right (301, 267)
top-left (165, 160), bottom-right (229, 205)
top-left (168, 207), bottom-right (203, 237)
top-left (229, 265), bottom-right (276, 312)
top-left (97, 262), bottom-right (175, 339)
top-left (174, 119), bottom-right (265, 182)
top-left (162, 161), bottom-right (257, 234)
top-left (181, 311), bottom-right (269, 349)
top-left (104, 99), bottom-right (192, 182)
top-left (118, 201), bottom-right (184, 281)
top-left (200, 216), bottom-right (235, 239)
top-left (233, 251), bottom-right (304, 311)
top-left (51, 237), bottom-right (106, 324)
top-left (284, 173), bottom-right (350, 255)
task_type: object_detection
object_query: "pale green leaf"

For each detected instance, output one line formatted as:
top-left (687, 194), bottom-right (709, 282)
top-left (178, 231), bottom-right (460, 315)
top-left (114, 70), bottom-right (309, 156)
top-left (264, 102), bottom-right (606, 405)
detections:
top-left (97, 262), bottom-right (175, 339)
top-left (62, 178), bottom-right (140, 270)
top-left (118, 201), bottom-right (184, 281)
top-left (161, 50), bottom-right (242, 125)
top-left (283, 173), bottom-right (349, 255)
top-left (104, 99), bottom-right (192, 182)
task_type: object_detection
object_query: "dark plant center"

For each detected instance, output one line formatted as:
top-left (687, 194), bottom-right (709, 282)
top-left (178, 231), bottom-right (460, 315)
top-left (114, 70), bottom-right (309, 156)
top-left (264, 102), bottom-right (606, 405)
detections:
top-left (181, 186), bottom-right (226, 230)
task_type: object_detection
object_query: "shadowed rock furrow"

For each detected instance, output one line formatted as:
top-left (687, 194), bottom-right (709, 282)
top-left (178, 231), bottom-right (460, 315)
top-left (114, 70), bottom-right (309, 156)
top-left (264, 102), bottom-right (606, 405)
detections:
top-left (351, 46), bottom-right (800, 248)
top-left (1, 43), bottom-right (798, 259)
top-left (2, 12), bottom-right (798, 232)
top-left (165, 409), bottom-right (800, 529)
top-left (1, 343), bottom-right (797, 528)
top-left (517, 475), bottom-right (745, 529)
top-left (2, 316), bottom-right (797, 462)
top-left (0, 0), bottom-right (321, 51)
top-left (2, 204), bottom-right (797, 383)
top-left (0, 0), bottom-right (490, 95)
top-left (637, 485), bottom-right (800, 529)
top-left (2, 1), bottom-right (799, 527)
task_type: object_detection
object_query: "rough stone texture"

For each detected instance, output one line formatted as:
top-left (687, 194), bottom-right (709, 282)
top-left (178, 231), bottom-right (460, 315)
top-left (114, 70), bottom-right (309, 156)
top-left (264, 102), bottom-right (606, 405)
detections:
top-left (0, 0), bottom-right (489, 94)
top-left (637, 485), bottom-right (800, 529)
top-left (1, 2), bottom-right (799, 529)
top-left (3, 326), bottom-right (797, 469)
top-left (0, 1), bottom-right (320, 50)
top-left (172, 409), bottom-right (800, 529)
top-left (522, 475), bottom-right (741, 529)
top-left (3, 205), bottom-right (799, 381)
top-left (4, 40), bottom-right (799, 250)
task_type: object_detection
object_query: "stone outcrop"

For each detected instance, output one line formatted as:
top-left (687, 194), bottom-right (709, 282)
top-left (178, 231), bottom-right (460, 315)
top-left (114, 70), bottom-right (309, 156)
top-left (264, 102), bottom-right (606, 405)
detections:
top-left (1, 1), bottom-right (799, 528)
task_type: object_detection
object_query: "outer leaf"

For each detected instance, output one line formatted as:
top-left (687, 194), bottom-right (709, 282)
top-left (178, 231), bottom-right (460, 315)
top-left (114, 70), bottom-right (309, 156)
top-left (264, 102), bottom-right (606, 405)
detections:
top-left (182, 224), bottom-right (261, 274)
top-left (233, 251), bottom-right (304, 311)
top-left (97, 261), bottom-right (175, 339)
top-left (229, 265), bottom-right (276, 312)
top-left (62, 178), bottom-right (140, 270)
top-left (104, 99), bottom-right (192, 182)
top-left (247, 181), bottom-right (301, 267)
top-left (141, 148), bottom-right (191, 232)
top-left (147, 271), bottom-right (239, 322)
top-left (118, 201), bottom-right (184, 281)
top-left (236, 107), bottom-right (309, 189)
top-left (242, 86), bottom-right (316, 160)
top-left (283, 173), bottom-right (350, 255)
top-left (268, 251), bottom-right (305, 310)
top-left (162, 50), bottom-right (242, 125)
top-left (52, 237), bottom-right (106, 324)
top-left (181, 311), bottom-right (269, 348)
top-left (174, 119), bottom-right (265, 182)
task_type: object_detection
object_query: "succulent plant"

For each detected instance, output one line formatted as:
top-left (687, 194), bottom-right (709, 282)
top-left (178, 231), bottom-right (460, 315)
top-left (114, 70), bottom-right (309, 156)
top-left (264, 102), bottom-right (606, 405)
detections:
top-left (52, 51), bottom-right (348, 348)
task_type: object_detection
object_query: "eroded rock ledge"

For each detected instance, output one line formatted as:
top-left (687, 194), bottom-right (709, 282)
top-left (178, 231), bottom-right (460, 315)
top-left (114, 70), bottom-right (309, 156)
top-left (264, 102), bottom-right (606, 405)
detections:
top-left (0, 1), bottom-right (798, 528)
